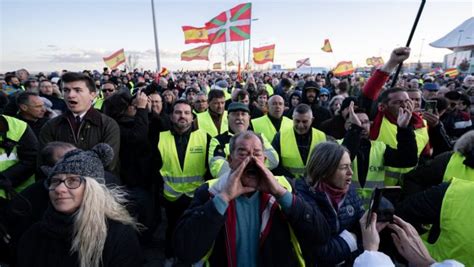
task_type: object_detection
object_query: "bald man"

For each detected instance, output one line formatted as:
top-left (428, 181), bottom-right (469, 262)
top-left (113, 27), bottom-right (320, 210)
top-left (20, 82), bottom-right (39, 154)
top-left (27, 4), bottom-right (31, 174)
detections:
top-left (251, 95), bottom-right (293, 142)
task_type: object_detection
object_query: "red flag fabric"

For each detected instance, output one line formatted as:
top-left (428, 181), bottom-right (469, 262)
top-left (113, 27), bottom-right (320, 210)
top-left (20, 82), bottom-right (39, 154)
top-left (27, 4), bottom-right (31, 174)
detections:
top-left (206, 3), bottom-right (252, 44)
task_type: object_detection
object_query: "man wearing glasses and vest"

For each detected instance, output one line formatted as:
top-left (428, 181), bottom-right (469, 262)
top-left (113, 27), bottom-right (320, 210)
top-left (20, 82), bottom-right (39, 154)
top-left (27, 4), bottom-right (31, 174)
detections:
top-left (156, 99), bottom-right (211, 267)
top-left (173, 131), bottom-right (330, 266)
top-left (361, 47), bottom-right (429, 186)
top-left (272, 103), bottom-right (330, 179)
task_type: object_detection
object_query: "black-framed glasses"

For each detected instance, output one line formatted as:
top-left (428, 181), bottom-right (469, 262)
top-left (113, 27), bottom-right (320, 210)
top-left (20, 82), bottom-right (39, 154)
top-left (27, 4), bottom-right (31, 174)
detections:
top-left (44, 176), bottom-right (85, 191)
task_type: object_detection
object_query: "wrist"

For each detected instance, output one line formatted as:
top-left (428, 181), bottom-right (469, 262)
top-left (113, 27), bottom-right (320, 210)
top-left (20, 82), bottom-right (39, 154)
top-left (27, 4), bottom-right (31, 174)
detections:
top-left (219, 192), bottom-right (231, 203)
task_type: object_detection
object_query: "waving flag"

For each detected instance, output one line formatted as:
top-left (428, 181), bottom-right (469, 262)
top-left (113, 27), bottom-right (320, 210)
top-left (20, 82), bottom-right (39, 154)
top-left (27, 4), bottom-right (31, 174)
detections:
top-left (103, 49), bottom-right (126, 69)
top-left (253, 44), bottom-right (275, 64)
top-left (213, 62), bottom-right (222, 70)
top-left (444, 68), bottom-right (459, 78)
top-left (366, 57), bottom-right (384, 66)
top-left (296, 58), bottom-right (311, 68)
top-left (181, 45), bottom-right (211, 61)
top-left (206, 3), bottom-right (252, 44)
top-left (321, 39), bottom-right (333, 53)
top-left (227, 61), bottom-right (235, 67)
top-left (182, 26), bottom-right (209, 44)
top-left (333, 61), bottom-right (354, 77)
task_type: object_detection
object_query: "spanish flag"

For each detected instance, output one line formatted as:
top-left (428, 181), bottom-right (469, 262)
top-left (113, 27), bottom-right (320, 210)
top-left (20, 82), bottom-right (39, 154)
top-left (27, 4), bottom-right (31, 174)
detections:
top-left (321, 39), bottom-right (333, 53)
top-left (253, 44), bottom-right (275, 64)
top-left (181, 45), bottom-right (211, 61)
top-left (213, 62), bottom-right (222, 70)
top-left (182, 26), bottom-right (209, 44)
top-left (103, 49), bottom-right (126, 69)
top-left (444, 68), bottom-right (459, 78)
top-left (333, 61), bottom-right (354, 77)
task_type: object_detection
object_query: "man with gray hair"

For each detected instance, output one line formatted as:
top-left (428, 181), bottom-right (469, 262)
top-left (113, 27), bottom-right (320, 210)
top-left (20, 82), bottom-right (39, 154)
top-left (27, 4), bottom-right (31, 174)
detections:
top-left (272, 103), bottom-right (330, 179)
top-left (174, 130), bottom-right (330, 266)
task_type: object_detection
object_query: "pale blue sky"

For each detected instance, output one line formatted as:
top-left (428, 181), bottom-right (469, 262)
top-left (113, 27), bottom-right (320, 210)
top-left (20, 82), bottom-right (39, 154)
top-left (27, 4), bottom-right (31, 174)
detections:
top-left (1, 0), bottom-right (472, 72)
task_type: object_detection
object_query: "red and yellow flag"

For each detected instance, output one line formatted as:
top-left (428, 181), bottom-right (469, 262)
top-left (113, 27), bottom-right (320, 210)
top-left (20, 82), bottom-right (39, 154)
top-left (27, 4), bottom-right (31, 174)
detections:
top-left (321, 39), bottom-right (333, 53)
top-left (181, 45), bottom-right (211, 61)
top-left (213, 62), bottom-right (222, 70)
top-left (253, 44), bottom-right (275, 64)
top-left (182, 26), bottom-right (209, 44)
top-left (444, 68), bottom-right (459, 78)
top-left (366, 57), bottom-right (384, 66)
top-left (103, 49), bottom-right (126, 69)
top-left (333, 61), bottom-right (354, 76)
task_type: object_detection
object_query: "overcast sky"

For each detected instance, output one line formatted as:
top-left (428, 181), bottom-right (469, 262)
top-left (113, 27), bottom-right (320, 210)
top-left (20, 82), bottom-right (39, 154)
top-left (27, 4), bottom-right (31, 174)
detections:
top-left (1, 0), bottom-right (472, 72)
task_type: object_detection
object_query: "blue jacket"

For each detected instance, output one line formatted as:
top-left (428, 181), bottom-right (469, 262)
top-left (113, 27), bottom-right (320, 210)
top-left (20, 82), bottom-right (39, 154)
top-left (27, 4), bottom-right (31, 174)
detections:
top-left (296, 179), bottom-right (365, 266)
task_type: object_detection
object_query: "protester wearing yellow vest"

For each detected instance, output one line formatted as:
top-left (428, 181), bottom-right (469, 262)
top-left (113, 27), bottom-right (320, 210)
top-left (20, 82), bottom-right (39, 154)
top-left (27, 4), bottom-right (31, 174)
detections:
top-left (0, 115), bottom-right (38, 201)
top-left (173, 131), bottom-right (330, 266)
top-left (94, 81), bottom-right (118, 111)
top-left (156, 100), bottom-right (211, 264)
top-left (208, 102), bottom-right (278, 178)
top-left (252, 95), bottom-right (292, 142)
top-left (403, 130), bottom-right (474, 194)
top-left (397, 178), bottom-right (474, 266)
top-left (272, 104), bottom-right (328, 179)
top-left (196, 89), bottom-right (228, 137)
top-left (342, 102), bottom-right (418, 205)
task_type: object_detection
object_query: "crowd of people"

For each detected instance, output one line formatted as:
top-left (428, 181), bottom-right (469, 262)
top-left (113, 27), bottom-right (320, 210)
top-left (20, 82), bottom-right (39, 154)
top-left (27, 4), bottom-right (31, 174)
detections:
top-left (0, 46), bottom-right (473, 267)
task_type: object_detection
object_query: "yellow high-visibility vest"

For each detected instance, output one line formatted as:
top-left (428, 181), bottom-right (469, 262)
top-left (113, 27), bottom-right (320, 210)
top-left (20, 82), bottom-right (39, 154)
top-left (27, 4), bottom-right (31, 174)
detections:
top-left (197, 111), bottom-right (228, 137)
top-left (252, 115), bottom-right (293, 143)
top-left (280, 128), bottom-right (326, 179)
top-left (0, 115), bottom-right (35, 199)
top-left (158, 129), bottom-right (208, 201)
top-left (443, 152), bottom-right (474, 183)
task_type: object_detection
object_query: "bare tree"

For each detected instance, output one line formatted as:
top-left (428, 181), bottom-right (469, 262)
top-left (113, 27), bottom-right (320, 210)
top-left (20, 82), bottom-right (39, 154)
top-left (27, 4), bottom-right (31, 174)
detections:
top-left (126, 53), bottom-right (140, 71)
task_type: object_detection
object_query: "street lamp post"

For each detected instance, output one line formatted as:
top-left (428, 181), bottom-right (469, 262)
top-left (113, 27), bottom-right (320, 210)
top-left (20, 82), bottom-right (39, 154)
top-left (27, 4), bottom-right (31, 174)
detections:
top-left (151, 0), bottom-right (161, 72)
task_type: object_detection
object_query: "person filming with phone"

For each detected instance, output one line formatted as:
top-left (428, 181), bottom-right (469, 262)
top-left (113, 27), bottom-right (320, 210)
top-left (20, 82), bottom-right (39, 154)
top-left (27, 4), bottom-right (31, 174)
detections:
top-left (173, 131), bottom-right (330, 266)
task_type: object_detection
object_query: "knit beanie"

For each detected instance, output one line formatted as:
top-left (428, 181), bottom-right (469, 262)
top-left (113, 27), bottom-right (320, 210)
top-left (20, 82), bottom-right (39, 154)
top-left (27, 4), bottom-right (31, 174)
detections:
top-left (42, 143), bottom-right (114, 180)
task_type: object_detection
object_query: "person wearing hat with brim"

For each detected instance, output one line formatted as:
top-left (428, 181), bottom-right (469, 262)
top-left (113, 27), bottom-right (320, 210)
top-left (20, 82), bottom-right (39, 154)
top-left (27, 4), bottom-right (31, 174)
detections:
top-left (208, 102), bottom-right (279, 178)
top-left (421, 82), bottom-right (439, 103)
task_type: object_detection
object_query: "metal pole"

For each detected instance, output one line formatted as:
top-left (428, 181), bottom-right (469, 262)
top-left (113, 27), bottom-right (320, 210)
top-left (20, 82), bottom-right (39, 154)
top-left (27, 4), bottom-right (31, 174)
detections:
top-left (418, 38), bottom-right (425, 62)
top-left (151, 0), bottom-right (161, 72)
top-left (224, 42), bottom-right (227, 72)
top-left (390, 0), bottom-right (426, 88)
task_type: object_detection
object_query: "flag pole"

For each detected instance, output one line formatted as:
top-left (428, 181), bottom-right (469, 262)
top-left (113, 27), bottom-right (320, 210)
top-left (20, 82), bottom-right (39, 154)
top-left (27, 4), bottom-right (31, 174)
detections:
top-left (390, 0), bottom-right (426, 87)
top-left (224, 42), bottom-right (228, 72)
top-left (151, 0), bottom-right (161, 72)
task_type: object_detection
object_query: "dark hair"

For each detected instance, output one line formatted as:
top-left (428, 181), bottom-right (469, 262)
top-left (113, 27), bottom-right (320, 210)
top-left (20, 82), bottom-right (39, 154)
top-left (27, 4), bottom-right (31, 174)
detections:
top-left (405, 88), bottom-right (421, 93)
top-left (378, 87), bottom-right (406, 104)
top-left (306, 142), bottom-right (349, 186)
top-left (432, 96), bottom-right (448, 112)
top-left (172, 99), bottom-right (192, 112)
top-left (40, 141), bottom-right (76, 167)
top-left (256, 89), bottom-right (269, 97)
top-left (39, 80), bottom-right (52, 87)
top-left (236, 89), bottom-right (249, 101)
top-left (208, 89), bottom-right (225, 102)
top-left (4, 74), bottom-right (18, 84)
top-left (103, 92), bottom-right (132, 120)
top-left (101, 80), bottom-right (117, 89)
top-left (61, 72), bottom-right (97, 92)
top-left (16, 91), bottom-right (39, 106)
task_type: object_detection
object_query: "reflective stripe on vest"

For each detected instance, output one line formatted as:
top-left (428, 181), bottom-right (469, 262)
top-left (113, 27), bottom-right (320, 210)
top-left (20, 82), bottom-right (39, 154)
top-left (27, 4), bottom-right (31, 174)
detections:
top-left (93, 97), bottom-right (104, 110)
top-left (443, 152), bottom-right (474, 183)
top-left (376, 116), bottom-right (428, 185)
top-left (197, 111), bottom-right (228, 137)
top-left (158, 130), bottom-right (208, 201)
top-left (0, 115), bottom-right (35, 199)
top-left (352, 140), bottom-right (386, 206)
top-left (280, 128), bottom-right (326, 179)
top-left (425, 178), bottom-right (474, 265)
top-left (252, 115), bottom-right (292, 143)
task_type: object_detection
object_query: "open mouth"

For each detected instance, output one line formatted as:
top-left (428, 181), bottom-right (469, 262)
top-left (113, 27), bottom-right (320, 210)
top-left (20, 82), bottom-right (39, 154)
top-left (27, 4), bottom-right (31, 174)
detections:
top-left (68, 100), bottom-right (78, 106)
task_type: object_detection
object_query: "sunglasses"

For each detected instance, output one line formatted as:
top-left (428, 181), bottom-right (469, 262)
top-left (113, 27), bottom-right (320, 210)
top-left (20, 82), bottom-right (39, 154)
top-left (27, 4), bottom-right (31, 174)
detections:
top-left (102, 89), bottom-right (115, 93)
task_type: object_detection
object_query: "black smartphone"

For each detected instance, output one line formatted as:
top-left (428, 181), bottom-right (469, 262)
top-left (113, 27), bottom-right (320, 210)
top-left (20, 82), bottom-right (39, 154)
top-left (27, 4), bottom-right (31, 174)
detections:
top-left (366, 186), bottom-right (401, 228)
top-left (425, 100), bottom-right (437, 114)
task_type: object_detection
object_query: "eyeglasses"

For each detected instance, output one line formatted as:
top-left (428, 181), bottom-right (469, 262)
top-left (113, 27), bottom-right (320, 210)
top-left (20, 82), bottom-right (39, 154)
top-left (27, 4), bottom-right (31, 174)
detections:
top-left (102, 89), bottom-right (115, 93)
top-left (44, 176), bottom-right (84, 191)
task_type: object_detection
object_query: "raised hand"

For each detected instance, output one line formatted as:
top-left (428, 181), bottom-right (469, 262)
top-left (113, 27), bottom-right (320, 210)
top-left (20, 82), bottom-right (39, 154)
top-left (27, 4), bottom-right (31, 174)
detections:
top-left (219, 156), bottom-right (256, 202)
top-left (347, 101), bottom-right (362, 128)
top-left (381, 47), bottom-right (411, 73)
top-left (397, 100), bottom-right (413, 128)
top-left (253, 156), bottom-right (286, 198)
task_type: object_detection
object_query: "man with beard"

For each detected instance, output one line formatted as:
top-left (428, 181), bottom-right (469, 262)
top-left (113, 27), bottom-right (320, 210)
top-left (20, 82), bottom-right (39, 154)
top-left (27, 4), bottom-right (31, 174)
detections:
top-left (208, 102), bottom-right (278, 178)
top-left (173, 131), bottom-right (330, 266)
top-left (196, 89), bottom-right (228, 137)
top-left (272, 104), bottom-right (330, 179)
top-left (155, 99), bottom-right (212, 266)
top-left (301, 81), bottom-right (331, 129)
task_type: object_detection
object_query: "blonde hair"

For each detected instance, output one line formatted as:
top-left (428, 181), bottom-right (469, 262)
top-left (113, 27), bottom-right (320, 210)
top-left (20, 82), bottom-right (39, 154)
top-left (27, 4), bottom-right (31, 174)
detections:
top-left (71, 177), bottom-right (140, 267)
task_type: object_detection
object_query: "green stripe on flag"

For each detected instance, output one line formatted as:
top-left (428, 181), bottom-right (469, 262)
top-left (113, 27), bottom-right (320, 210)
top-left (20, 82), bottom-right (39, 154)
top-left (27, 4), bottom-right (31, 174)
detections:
top-left (209, 18), bottom-right (225, 26)
top-left (212, 29), bottom-right (226, 41)
top-left (230, 26), bottom-right (250, 39)
top-left (231, 3), bottom-right (251, 22)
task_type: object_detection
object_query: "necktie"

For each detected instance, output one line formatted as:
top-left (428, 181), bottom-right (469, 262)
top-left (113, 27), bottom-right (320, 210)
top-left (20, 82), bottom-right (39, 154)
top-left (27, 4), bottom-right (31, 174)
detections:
top-left (75, 116), bottom-right (81, 125)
